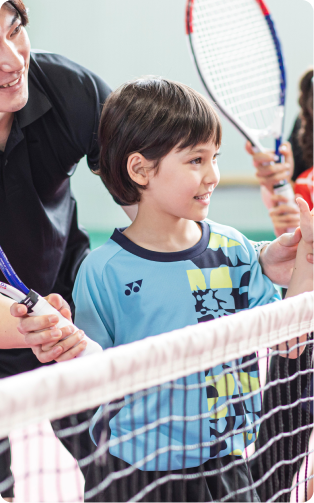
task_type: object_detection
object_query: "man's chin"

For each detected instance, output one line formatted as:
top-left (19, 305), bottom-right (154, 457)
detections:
top-left (1, 92), bottom-right (29, 114)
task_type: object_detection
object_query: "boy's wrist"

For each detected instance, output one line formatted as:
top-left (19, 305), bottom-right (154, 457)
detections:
top-left (251, 241), bottom-right (271, 264)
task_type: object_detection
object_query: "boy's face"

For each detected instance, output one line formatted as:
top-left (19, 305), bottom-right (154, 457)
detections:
top-left (0, 3), bottom-right (30, 114)
top-left (145, 140), bottom-right (220, 222)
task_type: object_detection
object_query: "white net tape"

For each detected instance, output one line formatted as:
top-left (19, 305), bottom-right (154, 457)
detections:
top-left (0, 292), bottom-right (312, 439)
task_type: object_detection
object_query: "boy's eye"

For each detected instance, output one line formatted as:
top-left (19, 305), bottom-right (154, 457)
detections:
top-left (213, 153), bottom-right (221, 162)
top-left (190, 157), bottom-right (202, 165)
top-left (11, 24), bottom-right (22, 37)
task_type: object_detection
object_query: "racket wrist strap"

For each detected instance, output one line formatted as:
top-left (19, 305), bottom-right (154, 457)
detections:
top-left (19, 289), bottom-right (39, 314)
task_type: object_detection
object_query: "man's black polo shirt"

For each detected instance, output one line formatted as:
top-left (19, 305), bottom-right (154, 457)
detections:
top-left (0, 51), bottom-right (111, 376)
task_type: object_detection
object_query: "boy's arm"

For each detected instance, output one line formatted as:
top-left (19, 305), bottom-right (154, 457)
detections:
top-left (277, 198), bottom-right (313, 358)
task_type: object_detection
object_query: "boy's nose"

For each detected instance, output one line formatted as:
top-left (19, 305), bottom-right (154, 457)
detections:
top-left (204, 168), bottom-right (220, 187)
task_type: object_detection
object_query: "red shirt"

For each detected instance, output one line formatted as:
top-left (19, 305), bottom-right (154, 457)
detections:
top-left (294, 167), bottom-right (314, 211)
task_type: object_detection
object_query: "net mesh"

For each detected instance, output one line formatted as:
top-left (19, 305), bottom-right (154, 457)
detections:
top-left (189, 0), bottom-right (283, 139)
top-left (0, 292), bottom-right (313, 502)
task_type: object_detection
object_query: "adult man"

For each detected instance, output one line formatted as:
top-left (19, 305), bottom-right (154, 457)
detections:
top-left (0, 0), bottom-right (312, 499)
top-left (0, 0), bottom-right (114, 498)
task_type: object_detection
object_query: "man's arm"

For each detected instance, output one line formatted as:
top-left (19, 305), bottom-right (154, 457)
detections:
top-left (1, 294), bottom-right (87, 362)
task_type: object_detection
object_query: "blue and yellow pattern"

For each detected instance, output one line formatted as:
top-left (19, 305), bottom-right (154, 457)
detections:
top-left (73, 220), bottom-right (280, 470)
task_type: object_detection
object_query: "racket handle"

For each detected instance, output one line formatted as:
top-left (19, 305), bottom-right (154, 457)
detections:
top-left (273, 181), bottom-right (298, 233)
top-left (20, 292), bottom-right (103, 358)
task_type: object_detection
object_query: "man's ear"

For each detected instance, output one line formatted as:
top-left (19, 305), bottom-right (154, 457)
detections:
top-left (127, 153), bottom-right (155, 186)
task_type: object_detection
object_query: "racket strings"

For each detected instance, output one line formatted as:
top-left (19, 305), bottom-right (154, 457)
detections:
top-left (189, 0), bottom-right (283, 135)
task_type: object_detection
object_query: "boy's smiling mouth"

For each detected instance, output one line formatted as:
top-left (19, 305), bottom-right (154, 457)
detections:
top-left (194, 192), bottom-right (211, 202)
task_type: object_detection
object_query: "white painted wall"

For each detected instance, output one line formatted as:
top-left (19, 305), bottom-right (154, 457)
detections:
top-left (25, 0), bottom-right (313, 232)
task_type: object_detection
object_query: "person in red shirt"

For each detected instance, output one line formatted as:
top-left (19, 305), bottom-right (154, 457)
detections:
top-left (246, 68), bottom-right (313, 236)
top-left (294, 167), bottom-right (313, 211)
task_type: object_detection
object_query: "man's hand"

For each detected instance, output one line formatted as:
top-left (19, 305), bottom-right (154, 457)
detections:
top-left (10, 294), bottom-right (87, 362)
top-left (245, 141), bottom-right (294, 193)
top-left (259, 228), bottom-right (314, 287)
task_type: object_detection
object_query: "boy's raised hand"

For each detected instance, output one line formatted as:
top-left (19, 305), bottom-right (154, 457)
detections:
top-left (297, 197), bottom-right (314, 244)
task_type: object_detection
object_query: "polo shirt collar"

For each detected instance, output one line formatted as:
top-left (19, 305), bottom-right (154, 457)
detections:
top-left (16, 69), bottom-right (52, 129)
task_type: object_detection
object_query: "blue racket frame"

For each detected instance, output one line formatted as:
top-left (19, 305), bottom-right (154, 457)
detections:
top-left (0, 246), bottom-right (29, 295)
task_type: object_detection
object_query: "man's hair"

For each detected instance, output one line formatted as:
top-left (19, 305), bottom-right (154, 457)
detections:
top-left (4, 0), bottom-right (29, 26)
top-left (97, 77), bottom-right (222, 205)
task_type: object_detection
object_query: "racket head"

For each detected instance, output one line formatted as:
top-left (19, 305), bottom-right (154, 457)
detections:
top-left (186, 0), bottom-right (286, 153)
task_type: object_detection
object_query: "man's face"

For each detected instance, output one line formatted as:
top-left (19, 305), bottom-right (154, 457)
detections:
top-left (0, 2), bottom-right (30, 114)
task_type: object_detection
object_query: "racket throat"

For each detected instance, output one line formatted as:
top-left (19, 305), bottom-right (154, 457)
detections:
top-left (19, 289), bottom-right (40, 314)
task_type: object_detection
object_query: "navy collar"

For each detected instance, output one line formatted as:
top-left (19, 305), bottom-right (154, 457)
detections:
top-left (111, 221), bottom-right (210, 262)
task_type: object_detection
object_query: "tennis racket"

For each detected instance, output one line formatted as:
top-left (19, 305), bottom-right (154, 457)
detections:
top-left (186, 0), bottom-right (298, 223)
top-left (0, 246), bottom-right (102, 358)
top-left (186, 0), bottom-right (286, 155)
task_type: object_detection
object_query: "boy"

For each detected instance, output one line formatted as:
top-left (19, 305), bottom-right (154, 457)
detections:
top-left (73, 78), bottom-right (313, 502)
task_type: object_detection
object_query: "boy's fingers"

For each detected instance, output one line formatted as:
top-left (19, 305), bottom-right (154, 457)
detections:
top-left (59, 307), bottom-right (72, 321)
top-left (24, 323), bottom-right (75, 346)
top-left (55, 339), bottom-right (88, 362)
top-left (10, 303), bottom-right (28, 317)
top-left (42, 329), bottom-right (85, 353)
top-left (25, 327), bottom-right (63, 346)
top-left (32, 344), bottom-right (64, 364)
top-left (307, 254), bottom-right (314, 264)
top-left (17, 313), bottom-right (60, 336)
top-left (34, 331), bottom-right (86, 363)
top-left (40, 325), bottom-right (76, 351)
top-left (44, 294), bottom-right (71, 313)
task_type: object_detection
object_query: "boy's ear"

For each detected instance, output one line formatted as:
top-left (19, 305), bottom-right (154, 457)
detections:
top-left (127, 153), bottom-right (155, 186)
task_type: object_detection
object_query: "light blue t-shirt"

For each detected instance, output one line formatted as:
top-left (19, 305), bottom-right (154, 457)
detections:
top-left (73, 220), bottom-right (280, 471)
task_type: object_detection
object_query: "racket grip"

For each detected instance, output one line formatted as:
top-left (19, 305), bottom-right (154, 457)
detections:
top-left (21, 294), bottom-right (103, 358)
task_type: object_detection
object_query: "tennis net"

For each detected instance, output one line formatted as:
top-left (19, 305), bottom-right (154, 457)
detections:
top-left (0, 291), bottom-right (313, 502)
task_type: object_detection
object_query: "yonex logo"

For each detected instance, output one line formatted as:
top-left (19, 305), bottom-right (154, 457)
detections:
top-left (125, 280), bottom-right (143, 296)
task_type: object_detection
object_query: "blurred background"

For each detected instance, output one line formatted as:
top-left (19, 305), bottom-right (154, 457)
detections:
top-left (25, 0), bottom-right (313, 247)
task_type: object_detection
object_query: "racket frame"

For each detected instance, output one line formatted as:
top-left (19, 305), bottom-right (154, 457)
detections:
top-left (0, 246), bottom-right (29, 295)
top-left (186, 0), bottom-right (287, 154)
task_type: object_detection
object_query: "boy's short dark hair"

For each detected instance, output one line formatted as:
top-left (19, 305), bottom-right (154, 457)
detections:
top-left (4, 0), bottom-right (29, 26)
top-left (97, 77), bottom-right (222, 205)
